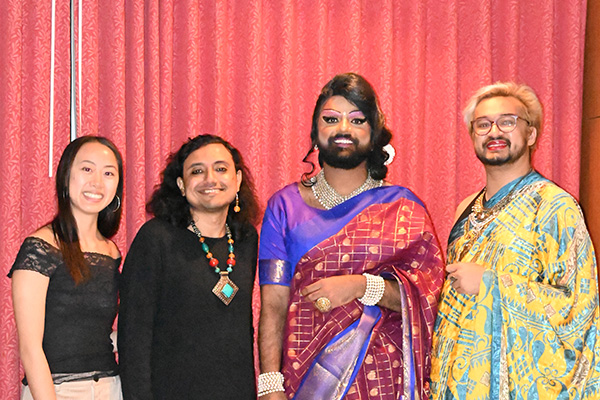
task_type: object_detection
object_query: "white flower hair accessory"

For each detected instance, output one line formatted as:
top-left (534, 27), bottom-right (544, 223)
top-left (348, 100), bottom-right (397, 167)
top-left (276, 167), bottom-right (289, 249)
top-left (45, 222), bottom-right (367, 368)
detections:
top-left (383, 144), bottom-right (395, 166)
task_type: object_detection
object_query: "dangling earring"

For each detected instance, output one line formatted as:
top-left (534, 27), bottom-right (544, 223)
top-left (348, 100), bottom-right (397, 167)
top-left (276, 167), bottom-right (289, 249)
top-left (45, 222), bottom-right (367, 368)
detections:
top-left (112, 195), bottom-right (121, 213)
top-left (234, 193), bottom-right (241, 213)
top-left (313, 144), bottom-right (318, 151)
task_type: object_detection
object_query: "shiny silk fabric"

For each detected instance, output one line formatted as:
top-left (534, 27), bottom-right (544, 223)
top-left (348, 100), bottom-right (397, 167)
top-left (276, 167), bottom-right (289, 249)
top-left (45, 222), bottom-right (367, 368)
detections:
top-left (259, 184), bottom-right (444, 399)
top-left (430, 172), bottom-right (600, 399)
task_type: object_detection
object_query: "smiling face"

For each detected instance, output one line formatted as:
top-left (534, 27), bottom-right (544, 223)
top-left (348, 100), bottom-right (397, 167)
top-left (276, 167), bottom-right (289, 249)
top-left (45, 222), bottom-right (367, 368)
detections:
top-left (176, 143), bottom-right (242, 219)
top-left (68, 141), bottom-right (120, 218)
top-left (471, 96), bottom-right (537, 167)
top-left (316, 95), bottom-right (372, 169)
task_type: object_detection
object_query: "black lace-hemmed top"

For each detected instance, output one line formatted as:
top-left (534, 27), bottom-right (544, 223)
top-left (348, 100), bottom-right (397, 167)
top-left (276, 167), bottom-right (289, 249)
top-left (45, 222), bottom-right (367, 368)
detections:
top-left (9, 237), bottom-right (120, 378)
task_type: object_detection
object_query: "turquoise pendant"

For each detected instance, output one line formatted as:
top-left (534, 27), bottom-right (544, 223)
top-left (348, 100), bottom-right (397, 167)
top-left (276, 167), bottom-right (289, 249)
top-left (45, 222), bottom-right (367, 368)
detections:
top-left (212, 272), bottom-right (238, 305)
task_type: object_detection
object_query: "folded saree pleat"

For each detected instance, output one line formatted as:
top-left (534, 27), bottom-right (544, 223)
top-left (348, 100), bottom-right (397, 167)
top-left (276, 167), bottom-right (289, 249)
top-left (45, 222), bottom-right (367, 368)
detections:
top-left (294, 306), bottom-right (381, 400)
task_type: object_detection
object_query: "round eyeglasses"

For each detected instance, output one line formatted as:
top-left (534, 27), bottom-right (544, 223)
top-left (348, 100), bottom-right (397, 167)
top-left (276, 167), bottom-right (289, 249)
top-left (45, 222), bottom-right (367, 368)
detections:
top-left (471, 114), bottom-right (530, 136)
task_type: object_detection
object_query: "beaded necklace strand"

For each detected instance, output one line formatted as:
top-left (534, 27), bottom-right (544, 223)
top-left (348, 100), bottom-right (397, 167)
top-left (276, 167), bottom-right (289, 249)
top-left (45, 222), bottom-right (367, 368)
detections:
top-left (190, 220), bottom-right (238, 305)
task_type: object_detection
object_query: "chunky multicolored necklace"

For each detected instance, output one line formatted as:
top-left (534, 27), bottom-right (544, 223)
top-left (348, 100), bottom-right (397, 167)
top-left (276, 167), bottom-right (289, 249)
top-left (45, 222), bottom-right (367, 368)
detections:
top-left (190, 220), bottom-right (238, 305)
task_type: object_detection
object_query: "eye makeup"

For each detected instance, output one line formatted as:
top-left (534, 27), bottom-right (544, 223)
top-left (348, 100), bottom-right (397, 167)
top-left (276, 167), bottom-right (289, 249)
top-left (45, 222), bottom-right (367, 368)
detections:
top-left (320, 109), bottom-right (366, 121)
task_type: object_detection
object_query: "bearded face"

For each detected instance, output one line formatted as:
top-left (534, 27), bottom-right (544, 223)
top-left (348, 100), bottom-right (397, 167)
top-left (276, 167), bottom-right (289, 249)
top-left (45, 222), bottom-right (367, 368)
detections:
top-left (471, 97), bottom-right (536, 168)
top-left (316, 96), bottom-right (372, 170)
top-left (317, 134), bottom-right (371, 169)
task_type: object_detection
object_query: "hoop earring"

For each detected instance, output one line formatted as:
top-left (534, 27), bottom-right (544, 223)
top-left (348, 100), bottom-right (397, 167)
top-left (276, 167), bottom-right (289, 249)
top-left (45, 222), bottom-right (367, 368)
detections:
top-left (233, 193), bottom-right (241, 213)
top-left (112, 195), bottom-right (121, 213)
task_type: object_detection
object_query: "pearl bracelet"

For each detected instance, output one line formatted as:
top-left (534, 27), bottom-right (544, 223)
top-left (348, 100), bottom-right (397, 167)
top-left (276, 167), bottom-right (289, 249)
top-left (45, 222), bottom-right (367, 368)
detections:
top-left (358, 273), bottom-right (385, 306)
top-left (258, 371), bottom-right (284, 397)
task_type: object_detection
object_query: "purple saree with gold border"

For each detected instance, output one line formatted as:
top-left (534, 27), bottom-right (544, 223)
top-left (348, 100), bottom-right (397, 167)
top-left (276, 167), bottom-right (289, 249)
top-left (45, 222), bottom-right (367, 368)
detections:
top-left (259, 184), bottom-right (444, 400)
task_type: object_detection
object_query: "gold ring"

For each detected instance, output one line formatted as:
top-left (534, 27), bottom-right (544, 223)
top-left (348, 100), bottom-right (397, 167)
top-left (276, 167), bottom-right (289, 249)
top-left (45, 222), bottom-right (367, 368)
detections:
top-left (315, 297), bottom-right (332, 313)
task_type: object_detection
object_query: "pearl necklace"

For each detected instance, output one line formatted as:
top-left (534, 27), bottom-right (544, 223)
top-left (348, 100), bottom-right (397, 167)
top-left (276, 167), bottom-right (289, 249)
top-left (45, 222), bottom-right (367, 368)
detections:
top-left (190, 220), bottom-right (238, 305)
top-left (311, 169), bottom-right (383, 210)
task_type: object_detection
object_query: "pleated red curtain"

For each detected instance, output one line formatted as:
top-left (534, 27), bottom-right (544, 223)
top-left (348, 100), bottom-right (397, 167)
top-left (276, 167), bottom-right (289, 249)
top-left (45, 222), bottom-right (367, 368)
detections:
top-left (1, 0), bottom-right (72, 397)
top-left (0, 0), bottom-right (587, 397)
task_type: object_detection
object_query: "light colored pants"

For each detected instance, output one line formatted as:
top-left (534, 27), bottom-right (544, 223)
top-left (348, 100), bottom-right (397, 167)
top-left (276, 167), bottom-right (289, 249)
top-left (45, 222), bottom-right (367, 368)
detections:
top-left (21, 375), bottom-right (122, 400)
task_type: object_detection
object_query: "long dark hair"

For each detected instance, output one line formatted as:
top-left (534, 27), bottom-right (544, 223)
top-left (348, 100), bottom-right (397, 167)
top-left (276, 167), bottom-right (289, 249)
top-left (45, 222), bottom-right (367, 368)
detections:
top-left (52, 136), bottom-right (124, 284)
top-left (147, 134), bottom-right (259, 240)
top-left (301, 73), bottom-right (392, 185)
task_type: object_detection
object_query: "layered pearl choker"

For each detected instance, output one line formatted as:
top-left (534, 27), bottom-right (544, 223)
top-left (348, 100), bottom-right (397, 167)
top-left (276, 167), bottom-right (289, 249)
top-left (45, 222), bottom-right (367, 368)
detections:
top-left (311, 169), bottom-right (383, 210)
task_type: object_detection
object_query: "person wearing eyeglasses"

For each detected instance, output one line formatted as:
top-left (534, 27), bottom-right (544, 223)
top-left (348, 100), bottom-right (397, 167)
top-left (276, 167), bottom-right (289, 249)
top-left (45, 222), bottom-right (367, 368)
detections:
top-left (429, 82), bottom-right (600, 399)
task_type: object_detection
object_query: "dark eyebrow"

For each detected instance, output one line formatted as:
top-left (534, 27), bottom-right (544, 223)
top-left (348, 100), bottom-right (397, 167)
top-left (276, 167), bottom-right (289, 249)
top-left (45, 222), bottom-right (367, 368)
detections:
top-left (79, 159), bottom-right (118, 169)
top-left (187, 162), bottom-right (206, 170)
top-left (187, 160), bottom-right (231, 170)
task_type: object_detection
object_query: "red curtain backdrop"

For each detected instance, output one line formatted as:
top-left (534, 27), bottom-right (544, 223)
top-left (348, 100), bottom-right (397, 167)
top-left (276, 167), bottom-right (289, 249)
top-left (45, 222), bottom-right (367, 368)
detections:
top-left (0, 0), bottom-right (587, 397)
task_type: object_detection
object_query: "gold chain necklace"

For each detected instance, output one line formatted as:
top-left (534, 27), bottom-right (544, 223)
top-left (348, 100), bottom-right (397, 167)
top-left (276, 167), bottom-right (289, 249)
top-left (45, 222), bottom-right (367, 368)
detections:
top-left (458, 170), bottom-right (533, 260)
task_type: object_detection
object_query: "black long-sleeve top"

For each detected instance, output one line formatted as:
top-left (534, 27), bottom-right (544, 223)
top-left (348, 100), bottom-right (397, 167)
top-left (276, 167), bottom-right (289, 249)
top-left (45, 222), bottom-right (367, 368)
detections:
top-left (118, 218), bottom-right (257, 400)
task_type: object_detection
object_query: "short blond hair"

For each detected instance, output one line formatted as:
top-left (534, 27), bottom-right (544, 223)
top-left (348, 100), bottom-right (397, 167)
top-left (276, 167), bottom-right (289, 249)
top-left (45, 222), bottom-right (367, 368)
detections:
top-left (463, 82), bottom-right (542, 139)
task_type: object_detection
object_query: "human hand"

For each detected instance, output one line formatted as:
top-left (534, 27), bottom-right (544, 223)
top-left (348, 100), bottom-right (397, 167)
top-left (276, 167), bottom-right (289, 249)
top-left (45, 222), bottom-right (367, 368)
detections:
top-left (446, 263), bottom-right (485, 295)
top-left (300, 275), bottom-right (366, 312)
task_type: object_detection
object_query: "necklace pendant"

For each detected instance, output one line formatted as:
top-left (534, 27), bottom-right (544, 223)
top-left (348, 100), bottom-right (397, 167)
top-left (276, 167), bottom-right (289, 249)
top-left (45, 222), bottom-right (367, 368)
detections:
top-left (212, 272), bottom-right (238, 305)
top-left (190, 220), bottom-right (239, 304)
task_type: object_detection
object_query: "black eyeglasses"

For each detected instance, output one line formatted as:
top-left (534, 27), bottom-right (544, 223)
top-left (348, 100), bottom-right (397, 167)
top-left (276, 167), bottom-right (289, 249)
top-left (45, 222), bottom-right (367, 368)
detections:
top-left (471, 114), bottom-right (530, 136)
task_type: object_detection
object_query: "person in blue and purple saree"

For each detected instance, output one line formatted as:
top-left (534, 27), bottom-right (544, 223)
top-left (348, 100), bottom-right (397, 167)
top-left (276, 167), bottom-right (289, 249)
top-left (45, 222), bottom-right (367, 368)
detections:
top-left (257, 73), bottom-right (445, 400)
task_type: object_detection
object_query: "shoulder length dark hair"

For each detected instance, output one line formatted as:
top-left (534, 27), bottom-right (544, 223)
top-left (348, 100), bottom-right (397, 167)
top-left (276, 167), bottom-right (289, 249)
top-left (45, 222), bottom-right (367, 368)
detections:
top-left (301, 72), bottom-right (392, 185)
top-left (52, 135), bottom-right (124, 284)
top-left (147, 134), bottom-right (260, 240)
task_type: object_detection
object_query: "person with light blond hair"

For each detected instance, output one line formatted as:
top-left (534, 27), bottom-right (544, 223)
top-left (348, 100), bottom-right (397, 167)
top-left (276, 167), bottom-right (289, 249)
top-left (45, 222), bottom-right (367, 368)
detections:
top-left (429, 82), bottom-right (600, 399)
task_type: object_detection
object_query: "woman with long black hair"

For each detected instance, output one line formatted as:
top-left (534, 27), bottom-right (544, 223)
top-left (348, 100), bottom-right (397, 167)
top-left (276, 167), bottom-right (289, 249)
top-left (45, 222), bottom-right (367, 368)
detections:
top-left (10, 136), bottom-right (124, 399)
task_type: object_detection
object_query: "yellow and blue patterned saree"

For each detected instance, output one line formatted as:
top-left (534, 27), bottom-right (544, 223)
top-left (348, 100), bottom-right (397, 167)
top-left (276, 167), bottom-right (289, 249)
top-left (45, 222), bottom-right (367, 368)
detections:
top-left (430, 171), bottom-right (600, 399)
